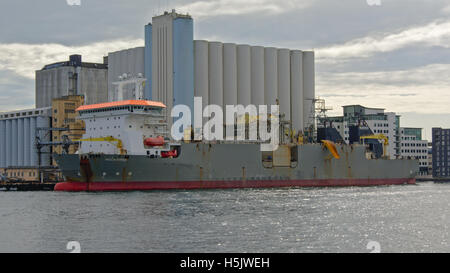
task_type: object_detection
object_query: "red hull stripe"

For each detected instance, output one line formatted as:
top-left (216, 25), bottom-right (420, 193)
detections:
top-left (55, 178), bottom-right (416, 192)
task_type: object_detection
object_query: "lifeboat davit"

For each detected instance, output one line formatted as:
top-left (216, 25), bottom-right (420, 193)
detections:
top-left (144, 136), bottom-right (165, 147)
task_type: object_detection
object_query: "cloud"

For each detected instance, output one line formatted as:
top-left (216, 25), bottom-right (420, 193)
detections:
top-left (175, 0), bottom-right (312, 19)
top-left (0, 39), bottom-right (144, 79)
top-left (441, 4), bottom-right (450, 14)
top-left (0, 70), bottom-right (35, 111)
top-left (317, 19), bottom-right (450, 61)
top-left (317, 63), bottom-right (450, 116)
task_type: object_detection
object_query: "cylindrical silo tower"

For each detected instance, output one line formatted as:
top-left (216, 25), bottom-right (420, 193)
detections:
top-left (127, 49), bottom-right (134, 78)
top-left (264, 47), bottom-right (278, 109)
top-left (303, 51), bottom-right (315, 131)
top-left (0, 120), bottom-right (5, 168)
top-left (194, 40), bottom-right (209, 110)
top-left (251, 46), bottom-right (265, 107)
top-left (237, 45), bottom-right (251, 106)
top-left (107, 51), bottom-right (116, 101)
top-left (135, 48), bottom-right (145, 79)
top-left (290, 50), bottom-right (304, 133)
top-left (12, 119), bottom-right (18, 166)
top-left (208, 42), bottom-right (224, 108)
top-left (5, 120), bottom-right (11, 167)
top-left (30, 117), bottom-right (37, 167)
top-left (223, 43), bottom-right (238, 110)
top-left (277, 49), bottom-right (291, 122)
top-left (18, 118), bottom-right (24, 166)
top-left (37, 116), bottom-right (50, 167)
top-left (24, 117), bottom-right (31, 166)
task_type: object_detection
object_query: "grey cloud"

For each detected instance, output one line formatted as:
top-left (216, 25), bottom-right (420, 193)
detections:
top-left (0, 70), bottom-right (34, 111)
top-left (0, 0), bottom-right (448, 47)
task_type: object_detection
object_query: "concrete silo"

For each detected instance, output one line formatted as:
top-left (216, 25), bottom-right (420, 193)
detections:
top-left (277, 49), bottom-right (291, 122)
top-left (303, 51), bottom-right (315, 131)
top-left (264, 47), bottom-right (278, 109)
top-left (290, 50), bottom-right (304, 133)
top-left (0, 120), bottom-right (5, 168)
top-left (24, 117), bottom-right (31, 166)
top-left (237, 45), bottom-right (251, 107)
top-left (208, 42), bottom-right (224, 108)
top-left (251, 46), bottom-right (265, 107)
top-left (194, 40), bottom-right (210, 110)
top-left (223, 43), bottom-right (238, 108)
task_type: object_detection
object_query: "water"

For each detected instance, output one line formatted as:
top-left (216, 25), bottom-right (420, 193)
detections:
top-left (0, 182), bottom-right (448, 253)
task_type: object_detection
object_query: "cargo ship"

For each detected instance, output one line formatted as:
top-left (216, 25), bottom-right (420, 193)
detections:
top-left (54, 100), bottom-right (418, 191)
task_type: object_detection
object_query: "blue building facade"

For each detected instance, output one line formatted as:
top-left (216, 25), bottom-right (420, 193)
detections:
top-left (432, 127), bottom-right (450, 177)
top-left (172, 16), bottom-right (194, 122)
top-left (145, 12), bottom-right (194, 124)
top-left (144, 23), bottom-right (152, 100)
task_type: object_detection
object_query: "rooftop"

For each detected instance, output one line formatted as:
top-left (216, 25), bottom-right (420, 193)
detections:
top-left (40, 55), bottom-right (107, 71)
top-left (76, 100), bottom-right (166, 112)
top-left (342, 105), bottom-right (385, 111)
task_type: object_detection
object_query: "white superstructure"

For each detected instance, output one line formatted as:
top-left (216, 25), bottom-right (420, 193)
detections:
top-left (77, 100), bottom-right (169, 156)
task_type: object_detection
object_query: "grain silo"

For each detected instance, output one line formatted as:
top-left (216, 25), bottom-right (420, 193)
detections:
top-left (303, 51), bottom-right (315, 130)
top-left (251, 46), bottom-right (265, 107)
top-left (194, 40), bottom-right (209, 110)
top-left (237, 45), bottom-right (252, 107)
top-left (277, 49), bottom-right (291, 122)
top-left (290, 50), bottom-right (304, 133)
top-left (208, 42), bottom-right (224, 108)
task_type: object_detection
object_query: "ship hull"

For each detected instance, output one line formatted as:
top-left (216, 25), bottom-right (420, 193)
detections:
top-left (55, 178), bottom-right (415, 191)
top-left (54, 143), bottom-right (419, 192)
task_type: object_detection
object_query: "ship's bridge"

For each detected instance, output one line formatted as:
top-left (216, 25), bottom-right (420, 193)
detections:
top-left (76, 100), bottom-right (169, 155)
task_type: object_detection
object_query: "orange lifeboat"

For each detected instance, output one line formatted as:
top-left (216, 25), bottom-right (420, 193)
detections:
top-left (161, 150), bottom-right (178, 158)
top-left (144, 136), bottom-right (165, 147)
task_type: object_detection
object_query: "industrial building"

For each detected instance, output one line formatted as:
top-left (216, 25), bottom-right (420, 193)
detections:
top-left (399, 127), bottom-right (428, 175)
top-left (432, 127), bottom-right (450, 177)
top-left (51, 95), bottom-right (85, 157)
top-left (35, 54), bottom-right (108, 108)
top-left (323, 105), bottom-right (399, 159)
top-left (107, 47), bottom-right (145, 101)
top-left (0, 96), bottom-right (87, 181)
top-left (0, 108), bottom-right (52, 181)
top-left (321, 105), bottom-right (429, 163)
top-left (107, 10), bottom-right (315, 135)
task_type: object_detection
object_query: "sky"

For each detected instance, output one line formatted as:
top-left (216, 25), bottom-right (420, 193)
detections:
top-left (1, 0), bottom-right (450, 140)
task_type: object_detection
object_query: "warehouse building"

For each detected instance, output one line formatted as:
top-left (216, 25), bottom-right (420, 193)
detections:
top-left (107, 10), bottom-right (315, 135)
top-left (0, 108), bottom-right (52, 181)
top-left (432, 127), bottom-right (450, 178)
top-left (36, 54), bottom-right (108, 108)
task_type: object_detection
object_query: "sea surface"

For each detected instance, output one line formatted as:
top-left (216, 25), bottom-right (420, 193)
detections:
top-left (0, 182), bottom-right (448, 253)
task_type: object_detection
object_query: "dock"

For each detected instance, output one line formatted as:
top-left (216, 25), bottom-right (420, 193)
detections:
top-left (416, 177), bottom-right (450, 183)
top-left (0, 182), bottom-right (56, 191)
